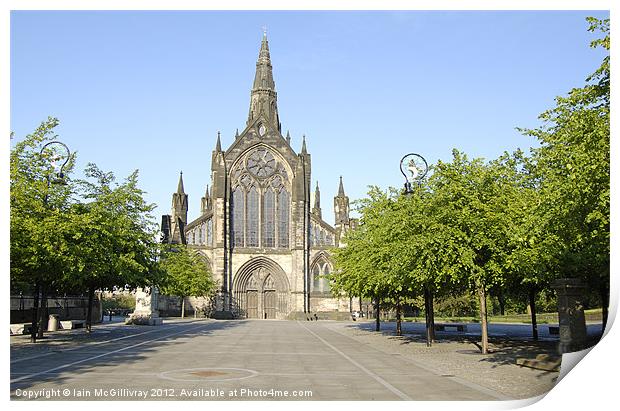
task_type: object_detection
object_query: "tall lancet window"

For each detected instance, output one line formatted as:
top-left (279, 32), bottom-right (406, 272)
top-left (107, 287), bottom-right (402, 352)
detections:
top-left (232, 187), bottom-right (244, 247)
top-left (207, 219), bottom-right (213, 246)
top-left (278, 189), bottom-right (289, 248)
top-left (263, 189), bottom-right (275, 247)
top-left (246, 186), bottom-right (259, 247)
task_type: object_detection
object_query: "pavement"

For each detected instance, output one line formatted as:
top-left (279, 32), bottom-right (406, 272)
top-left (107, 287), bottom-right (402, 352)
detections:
top-left (10, 318), bottom-right (569, 401)
top-left (353, 319), bottom-right (604, 341)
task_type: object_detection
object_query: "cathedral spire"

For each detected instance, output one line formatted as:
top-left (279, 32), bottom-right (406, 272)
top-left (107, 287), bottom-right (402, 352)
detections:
top-left (301, 134), bottom-right (307, 154)
top-left (286, 130), bottom-right (291, 145)
top-left (177, 171), bottom-right (185, 194)
top-left (312, 181), bottom-right (322, 219)
top-left (334, 176), bottom-right (349, 226)
top-left (337, 175), bottom-right (345, 197)
top-left (215, 131), bottom-right (222, 152)
top-left (247, 32), bottom-right (280, 131)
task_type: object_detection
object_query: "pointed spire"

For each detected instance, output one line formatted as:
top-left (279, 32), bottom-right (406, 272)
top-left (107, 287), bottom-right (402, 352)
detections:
top-left (286, 130), bottom-right (291, 145)
top-left (247, 32), bottom-right (280, 130)
top-left (314, 181), bottom-right (321, 208)
top-left (301, 134), bottom-right (307, 154)
top-left (338, 176), bottom-right (345, 197)
top-left (235, 128), bottom-right (239, 139)
top-left (177, 171), bottom-right (185, 194)
top-left (215, 131), bottom-right (222, 152)
top-left (312, 180), bottom-right (322, 218)
top-left (200, 184), bottom-right (211, 214)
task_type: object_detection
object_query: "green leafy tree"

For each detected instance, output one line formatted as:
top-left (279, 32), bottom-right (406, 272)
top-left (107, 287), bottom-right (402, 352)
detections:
top-left (519, 17), bottom-right (610, 327)
top-left (159, 245), bottom-right (215, 318)
top-left (64, 164), bottom-right (161, 331)
top-left (331, 187), bottom-right (399, 332)
top-left (428, 150), bottom-right (523, 353)
top-left (10, 117), bottom-right (76, 339)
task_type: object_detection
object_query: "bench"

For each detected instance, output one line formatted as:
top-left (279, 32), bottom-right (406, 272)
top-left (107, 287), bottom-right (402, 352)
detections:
top-left (59, 320), bottom-right (86, 330)
top-left (435, 324), bottom-right (468, 332)
top-left (10, 323), bottom-right (33, 335)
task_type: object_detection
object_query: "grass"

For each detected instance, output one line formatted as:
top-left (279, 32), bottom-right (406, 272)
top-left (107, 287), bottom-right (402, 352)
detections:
top-left (398, 308), bottom-right (602, 324)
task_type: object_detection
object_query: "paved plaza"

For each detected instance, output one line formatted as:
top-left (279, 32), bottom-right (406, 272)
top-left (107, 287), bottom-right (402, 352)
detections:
top-left (10, 318), bottom-right (565, 401)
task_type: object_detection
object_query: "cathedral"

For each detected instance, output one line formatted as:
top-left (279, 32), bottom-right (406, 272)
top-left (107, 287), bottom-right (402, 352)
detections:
top-left (160, 34), bottom-right (358, 319)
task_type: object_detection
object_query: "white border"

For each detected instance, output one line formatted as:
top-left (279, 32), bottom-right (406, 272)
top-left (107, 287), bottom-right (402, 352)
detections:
top-left (3, 2), bottom-right (615, 411)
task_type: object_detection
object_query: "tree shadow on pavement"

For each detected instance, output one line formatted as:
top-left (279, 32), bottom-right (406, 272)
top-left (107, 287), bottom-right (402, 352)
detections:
top-left (340, 321), bottom-right (569, 379)
top-left (10, 319), bottom-right (244, 395)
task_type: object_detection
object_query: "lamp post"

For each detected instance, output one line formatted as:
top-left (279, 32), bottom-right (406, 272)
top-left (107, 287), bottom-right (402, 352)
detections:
top-left (399, 153), bottom-right (428, 194)
top-left (400, 153), bottom-right (434, 346)
top-left (31, 141), bottom-right (71, 343)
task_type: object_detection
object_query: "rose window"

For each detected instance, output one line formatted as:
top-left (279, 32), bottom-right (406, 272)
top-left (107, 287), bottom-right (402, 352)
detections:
top-left (247, 148), bottom-right (276, 178)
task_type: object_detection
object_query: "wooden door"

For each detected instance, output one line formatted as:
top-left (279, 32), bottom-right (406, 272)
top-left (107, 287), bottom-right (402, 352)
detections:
top-left (263, 291), bottom-right (276, 319)
top-left (246, 291), bottom-right (258, 319)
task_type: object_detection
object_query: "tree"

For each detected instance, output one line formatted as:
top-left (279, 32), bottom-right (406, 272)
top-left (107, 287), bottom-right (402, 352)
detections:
top-left (63, 164), bottom-right (161, 331)
top-left (330, 187), bottom-right (399, 332)
top-left (159, 245), bottom-right (215, 318)
top-left (519, 17), bottom-right (610, 328)
top-left (428, 150), bottom-right (522, 353)
top-left (10, 117), bottom-right (76, 340)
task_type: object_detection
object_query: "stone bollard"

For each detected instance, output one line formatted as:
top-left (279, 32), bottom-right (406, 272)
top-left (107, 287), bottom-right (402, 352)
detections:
top-left (47, 314), bottom-right (59, 332)
top-left (552, 278), bottom-right (588, 354)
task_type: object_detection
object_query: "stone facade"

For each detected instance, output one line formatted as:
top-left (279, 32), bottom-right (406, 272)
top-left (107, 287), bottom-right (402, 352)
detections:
top-left (161, 34), bottom-right (357, 319)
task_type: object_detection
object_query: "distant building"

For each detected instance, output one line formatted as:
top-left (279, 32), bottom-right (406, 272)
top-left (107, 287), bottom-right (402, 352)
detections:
top-left (161, 34), bottom-right (357, 319)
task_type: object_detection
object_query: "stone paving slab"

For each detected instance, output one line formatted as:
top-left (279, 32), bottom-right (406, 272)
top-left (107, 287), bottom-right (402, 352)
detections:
top-left (10, 319), bottom-right (556, 401)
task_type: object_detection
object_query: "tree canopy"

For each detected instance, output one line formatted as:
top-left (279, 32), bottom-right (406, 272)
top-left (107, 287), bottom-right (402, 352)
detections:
top-left (329, 18), bottom-right (610, 351)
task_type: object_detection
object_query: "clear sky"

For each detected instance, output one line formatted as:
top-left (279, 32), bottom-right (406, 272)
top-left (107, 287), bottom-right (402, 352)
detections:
top-left (10, 10), bottom-right (609, 225)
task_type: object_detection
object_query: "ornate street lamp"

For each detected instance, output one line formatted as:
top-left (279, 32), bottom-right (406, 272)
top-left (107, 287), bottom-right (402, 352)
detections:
top-left (399, 152), bottom-right (434, 346)
top-left (30, 141), bottom-right (71, 343)
top-left (399, 153), bottom-right (428, 194)
top-left (40, 141), bottom-right (71, 186)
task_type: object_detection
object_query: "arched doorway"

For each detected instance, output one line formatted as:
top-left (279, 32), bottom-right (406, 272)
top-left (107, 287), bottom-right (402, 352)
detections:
top-left (232, 257), bottom-right (290, 319)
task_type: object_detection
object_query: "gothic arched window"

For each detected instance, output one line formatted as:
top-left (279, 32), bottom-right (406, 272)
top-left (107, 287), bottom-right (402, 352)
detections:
top-left (312, 265), bottom-right (321, 291)
top-left (246, 186), bottom-right (259, 247)
top-left (323, 263), bottom-right (331, 292)
top-left (230, 146), bottom-right (291, 249)
top-left (233, 187), bottom-right (244, 247)
top-left (278, 189), bottom-right (289, 248)
top-left (311, 259), bottom-right (332, 292)
top-left (263, 188), bottom-right (275, 247)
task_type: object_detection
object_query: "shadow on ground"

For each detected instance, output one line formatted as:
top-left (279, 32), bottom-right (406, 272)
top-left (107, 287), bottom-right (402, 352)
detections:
top-left (10, 319), bottom-right (244, 393)
top-left (341, 320), bottom-right (603, 379)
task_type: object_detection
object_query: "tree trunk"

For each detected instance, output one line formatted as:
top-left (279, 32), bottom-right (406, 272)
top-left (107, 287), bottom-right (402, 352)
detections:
top-left (37, 284), bottom-right (47, 338)
top-left (375, 298), bottom-right (380, 331)
top-left (396, 300), bottom-right (402, 336)
top-left (86, 286), bottom-right (95, 333)
top-left (528, 288), bottom-right (538, 341)
top-left (498, 290), bottom-right (506, 316)
top-left (429, 289), bottom-right (436, 342)
top-left (359, 296), bottom-right (362, 313)
top-left (181, 297), bottom-right (186, 318)
top-left (30, 282), bottom-right (40, 343)
top-left (424, 287), bottom-right (432, 347)
top-left (478, 286), bottom-right (489, 354)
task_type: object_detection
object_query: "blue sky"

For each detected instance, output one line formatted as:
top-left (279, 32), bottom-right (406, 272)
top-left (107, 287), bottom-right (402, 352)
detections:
top-left (10, 10), bottom-right (609, 224)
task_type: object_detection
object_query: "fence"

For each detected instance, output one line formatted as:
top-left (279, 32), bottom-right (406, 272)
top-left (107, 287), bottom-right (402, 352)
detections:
top-left (10, 295), bottom-right (102, 325)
